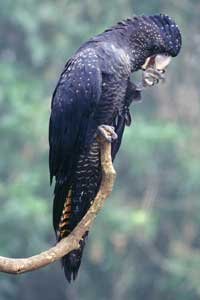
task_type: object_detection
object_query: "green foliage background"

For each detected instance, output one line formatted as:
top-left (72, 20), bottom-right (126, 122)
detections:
top-left (0, 1), bottom-right (200, 299)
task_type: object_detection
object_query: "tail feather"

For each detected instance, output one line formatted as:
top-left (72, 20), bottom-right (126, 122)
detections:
top-left (62, 233), bottom-right (87, 282)
top-left (53, 181), bottom-right (69, 234)
top-left (53, 180), bottom-right (90, 283)
top-left (53, 140), bottom-right (101, 282)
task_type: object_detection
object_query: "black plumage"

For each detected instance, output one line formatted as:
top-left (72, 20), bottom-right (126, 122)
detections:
top-left (49, 14), bottom-right (182, 282)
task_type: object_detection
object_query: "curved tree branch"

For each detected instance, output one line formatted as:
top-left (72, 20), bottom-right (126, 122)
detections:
top-left (0, 138), bottom-right (116, 274)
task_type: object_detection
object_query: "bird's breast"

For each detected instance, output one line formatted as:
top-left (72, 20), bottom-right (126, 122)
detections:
top-left (95, 74), bottom-right (128, 125)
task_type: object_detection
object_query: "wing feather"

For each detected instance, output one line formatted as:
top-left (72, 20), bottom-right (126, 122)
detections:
top-left (49, 49), bottom-right (102, 183)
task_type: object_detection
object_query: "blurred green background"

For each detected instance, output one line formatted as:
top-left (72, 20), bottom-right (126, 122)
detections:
top-left (0, 0), bottom-right (200, 299)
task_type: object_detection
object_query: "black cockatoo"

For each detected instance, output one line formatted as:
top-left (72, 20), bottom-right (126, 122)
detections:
top-left (49, 14), bottom-right (182, 282)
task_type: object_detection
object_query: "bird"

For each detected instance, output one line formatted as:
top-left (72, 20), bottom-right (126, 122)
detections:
top-left (49, 14), bottom-right (182, 282)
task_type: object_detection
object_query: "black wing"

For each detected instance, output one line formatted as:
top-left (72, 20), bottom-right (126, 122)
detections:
top-left (49, 48), bottom-right (102, 184)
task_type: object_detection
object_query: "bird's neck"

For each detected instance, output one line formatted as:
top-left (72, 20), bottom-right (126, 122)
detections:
top-left (104, 25), bottom-right (152, 72)
top-left (116, 30), bottom-right (151, 72)
top-left (128, 44), bottom-right (150, 72)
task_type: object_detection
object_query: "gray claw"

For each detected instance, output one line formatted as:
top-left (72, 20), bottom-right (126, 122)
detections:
top-left (148, 68), bottom-right (166, 80)
top-left (98, 125), bottom-right (118, 142)
top-left (142, 67), bottom-right (166, 87)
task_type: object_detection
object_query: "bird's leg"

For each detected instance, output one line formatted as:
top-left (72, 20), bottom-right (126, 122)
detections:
top-left (97, 125), bottom-right (118, 142)
top-left (133, 67), bottom-right (166, 91)
top-left (142, 67), bottom-right (166, 87)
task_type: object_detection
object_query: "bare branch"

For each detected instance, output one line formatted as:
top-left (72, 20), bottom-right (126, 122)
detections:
top-left (0, 139), bottom-right (116, 274)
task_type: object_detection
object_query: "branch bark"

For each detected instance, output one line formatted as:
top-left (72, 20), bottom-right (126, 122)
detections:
top-left (0, 139), bottom-right (116, 274)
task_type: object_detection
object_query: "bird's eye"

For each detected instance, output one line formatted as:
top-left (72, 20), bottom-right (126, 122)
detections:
top-left (153, 45), bottom-right (160, 52)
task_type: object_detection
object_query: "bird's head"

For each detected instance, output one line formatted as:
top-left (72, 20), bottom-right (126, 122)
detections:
top-left (126, 14), bottom-right (182, 72)
top-left (144, 14), bottom-right (181, 57)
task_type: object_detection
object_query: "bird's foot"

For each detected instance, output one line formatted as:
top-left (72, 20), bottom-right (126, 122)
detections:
top-left (97, 125), bottom-right (118, 142)
top-left (142, 67), bottom-right (166, 87)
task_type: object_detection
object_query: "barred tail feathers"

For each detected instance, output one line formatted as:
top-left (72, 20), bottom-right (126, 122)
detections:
top-left (53, 141), bottom-right (101, 282)
top-left (62, 233), bottom-right (88, 282)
